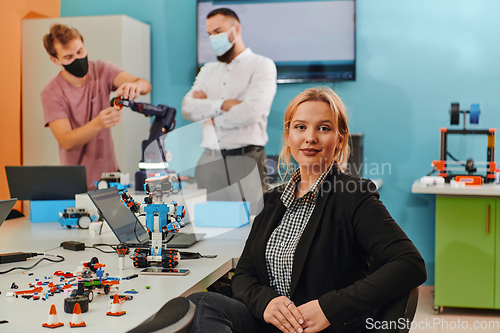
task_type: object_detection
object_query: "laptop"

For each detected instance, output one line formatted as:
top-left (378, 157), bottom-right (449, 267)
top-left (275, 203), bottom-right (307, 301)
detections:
top-left (87, 188), bottom-right (204, 248)
top-left (5, 166), bottom-right (87, 200)
top-left (0, 199), bottom-right (17, 227)
top-left (165, 232), bottom-right (205, 249)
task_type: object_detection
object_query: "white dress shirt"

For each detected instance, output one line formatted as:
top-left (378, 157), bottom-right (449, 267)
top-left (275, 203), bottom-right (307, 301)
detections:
top-left (182, 48), bottom-right (277, 150)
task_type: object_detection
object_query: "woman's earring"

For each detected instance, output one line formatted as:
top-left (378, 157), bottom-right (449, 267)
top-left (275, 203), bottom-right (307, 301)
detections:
top-left (287, 142), bottom-right (290, 146)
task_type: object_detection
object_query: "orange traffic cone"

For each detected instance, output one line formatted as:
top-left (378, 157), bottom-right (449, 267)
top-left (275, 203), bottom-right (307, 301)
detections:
top-left (42, 304), bottom-right (64, 328)
top-left (106, 294), bottom-right (126, 316)
top-left (69, 303), bottom-right (86, 327)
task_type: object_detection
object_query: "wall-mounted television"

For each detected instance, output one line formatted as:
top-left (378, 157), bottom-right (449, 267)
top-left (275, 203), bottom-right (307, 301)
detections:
top-left (197, 0), bottom-right (356, 83)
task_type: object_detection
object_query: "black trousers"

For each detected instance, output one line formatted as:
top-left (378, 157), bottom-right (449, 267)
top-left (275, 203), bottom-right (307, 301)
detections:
top-left (194, 146), bottom-right (268, 215)
top-left (187, 292), bottom-right (278, 333)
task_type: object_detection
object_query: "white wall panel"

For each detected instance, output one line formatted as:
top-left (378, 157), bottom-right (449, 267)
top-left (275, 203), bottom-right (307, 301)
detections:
top-left (22, 15), bottom-right (151, 184)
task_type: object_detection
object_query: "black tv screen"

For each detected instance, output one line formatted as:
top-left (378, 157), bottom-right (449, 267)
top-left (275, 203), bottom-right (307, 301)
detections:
top-left (197, 0), bottom-right (356, 83)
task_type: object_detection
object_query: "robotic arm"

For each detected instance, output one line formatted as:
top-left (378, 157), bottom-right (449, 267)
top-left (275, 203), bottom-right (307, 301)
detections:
top-left (110, 97), bottom-right (176, 163)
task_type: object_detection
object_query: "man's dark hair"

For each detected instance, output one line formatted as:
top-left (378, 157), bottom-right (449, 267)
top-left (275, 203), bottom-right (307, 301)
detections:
top-left (207, 8), bottom-right (240, 22)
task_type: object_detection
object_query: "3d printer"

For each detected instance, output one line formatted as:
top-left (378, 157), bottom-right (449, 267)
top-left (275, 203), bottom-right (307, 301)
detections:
top-left (431, 103), bottom-right (497, 184)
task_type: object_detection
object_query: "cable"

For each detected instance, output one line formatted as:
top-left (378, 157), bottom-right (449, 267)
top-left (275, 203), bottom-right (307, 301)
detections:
top-left (165, 233), bottom-right (175, 243)
top-left (0, 253), bottom-right (65, 275)
top-left (446, 152), bottom-right (465, 166)
top-left (86, 244), bottom-right (117, 254)
top-left (134, 216), bottom-right (142, 243)
top-left (132, 213), bottom-right (149, 246)
top-left (426, 169), bottom-right (437, 176)
top-left (171, 176), bottom-right (182, 194)
top-left (86, 243), bottom-right (133, 255)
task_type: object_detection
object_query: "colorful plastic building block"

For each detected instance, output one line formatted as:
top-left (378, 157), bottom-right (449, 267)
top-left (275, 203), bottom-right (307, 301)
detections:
top-left (58, 208), bottom-right (97, 229)
top-left (129, 173), bottom-right (185, 269)
top-left (95, 172), bottom-right (133, 190)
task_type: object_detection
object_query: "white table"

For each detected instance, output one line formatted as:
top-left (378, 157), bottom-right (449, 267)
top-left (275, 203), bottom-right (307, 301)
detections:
top-left (0, 216), bottom-right (249, 332)
top-left (411, 180), bottom-right (500, 196)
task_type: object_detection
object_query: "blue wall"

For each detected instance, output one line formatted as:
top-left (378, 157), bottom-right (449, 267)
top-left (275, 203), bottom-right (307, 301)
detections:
top-left (61, 0), bottom-right (500, 285)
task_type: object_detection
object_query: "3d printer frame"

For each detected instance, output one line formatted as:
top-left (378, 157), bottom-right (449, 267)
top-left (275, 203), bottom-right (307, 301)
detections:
top-left (433, 127), bottom-right (497, 183)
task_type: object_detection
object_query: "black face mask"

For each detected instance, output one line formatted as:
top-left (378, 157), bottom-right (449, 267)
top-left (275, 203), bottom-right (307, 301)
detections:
top-left (63, 56), bottom-right (89, 78)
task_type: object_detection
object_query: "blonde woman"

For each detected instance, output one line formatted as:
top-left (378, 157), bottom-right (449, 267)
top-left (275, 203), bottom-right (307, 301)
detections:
top-left (187, 87), bottom-right (426, 333)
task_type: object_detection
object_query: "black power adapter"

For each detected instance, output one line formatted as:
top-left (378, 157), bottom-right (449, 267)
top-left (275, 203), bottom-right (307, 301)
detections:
top-left (0, 252), bottom-right (37, 264)
top-left (60, 241), bottom-right (85, 251)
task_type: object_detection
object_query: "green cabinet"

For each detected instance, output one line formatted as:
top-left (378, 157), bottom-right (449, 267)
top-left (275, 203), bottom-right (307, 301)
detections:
top-left (435, 196), bottom-right (497, 309)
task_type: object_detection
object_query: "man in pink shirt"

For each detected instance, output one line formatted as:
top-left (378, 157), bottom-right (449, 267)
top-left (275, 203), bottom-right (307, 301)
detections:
top-left (40, 23), bottom-right (152, 190)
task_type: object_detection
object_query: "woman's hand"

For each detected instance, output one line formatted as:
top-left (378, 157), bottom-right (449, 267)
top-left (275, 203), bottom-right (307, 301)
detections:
top-left (263, 296), bottom-right (305, 333)
top-left (297, 300), bottom-right (330, 333)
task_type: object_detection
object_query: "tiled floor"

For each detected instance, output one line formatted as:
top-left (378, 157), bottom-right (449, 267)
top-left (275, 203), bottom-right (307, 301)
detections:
top-left (410, 286), bottom-right (500, 332)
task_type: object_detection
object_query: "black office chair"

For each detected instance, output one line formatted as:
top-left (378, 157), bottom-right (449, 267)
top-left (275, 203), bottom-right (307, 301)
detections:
top-left (370, 287), bottom-right (419, 333)
top-left (368, 257), bottom-right (420, 333)
top-left (127, 297), bottom-right (196, 333)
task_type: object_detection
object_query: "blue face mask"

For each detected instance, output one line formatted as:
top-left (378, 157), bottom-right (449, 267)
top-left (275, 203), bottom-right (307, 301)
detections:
top-left (209, 27), bottom-right (235, 56)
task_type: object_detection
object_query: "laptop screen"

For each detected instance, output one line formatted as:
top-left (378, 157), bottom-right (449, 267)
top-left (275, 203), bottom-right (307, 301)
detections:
top-left (87, 188), bottom-right (149, 245)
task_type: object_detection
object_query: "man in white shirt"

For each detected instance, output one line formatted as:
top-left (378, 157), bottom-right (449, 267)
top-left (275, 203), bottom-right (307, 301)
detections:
top-left (182, 8), bottom-right (277, 213)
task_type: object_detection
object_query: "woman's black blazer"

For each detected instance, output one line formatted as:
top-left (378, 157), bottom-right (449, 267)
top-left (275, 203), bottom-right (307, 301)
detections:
top-left (232, 166), bottom-right (427, 333)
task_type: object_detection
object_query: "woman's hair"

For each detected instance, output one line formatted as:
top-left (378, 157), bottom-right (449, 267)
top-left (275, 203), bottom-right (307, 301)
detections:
top-left (43, 23), bottom-right (84, 58)
top-left (278, 86), bottom-right (350, 179)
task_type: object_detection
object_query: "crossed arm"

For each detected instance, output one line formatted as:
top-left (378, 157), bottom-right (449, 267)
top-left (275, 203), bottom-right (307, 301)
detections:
top-left (181, 59), bottom-right (277, 128)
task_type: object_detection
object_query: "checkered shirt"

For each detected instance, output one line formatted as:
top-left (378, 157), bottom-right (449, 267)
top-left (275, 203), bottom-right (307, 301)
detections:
top-left (265, 163), bottom-right (333, 297)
